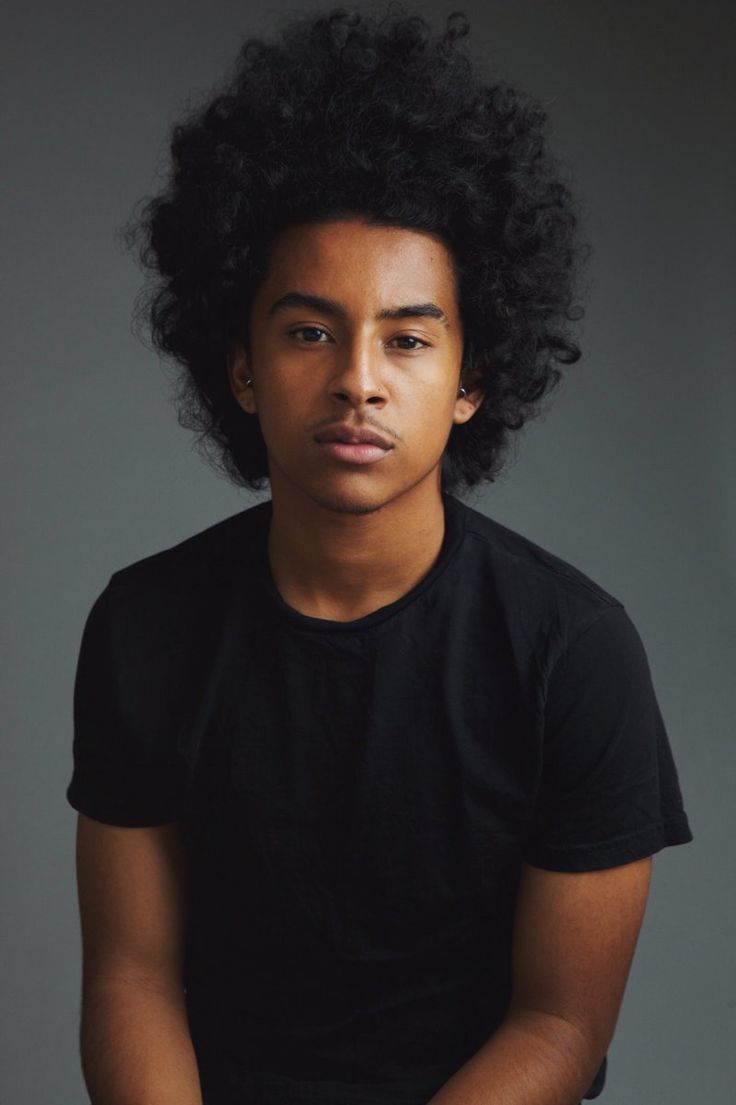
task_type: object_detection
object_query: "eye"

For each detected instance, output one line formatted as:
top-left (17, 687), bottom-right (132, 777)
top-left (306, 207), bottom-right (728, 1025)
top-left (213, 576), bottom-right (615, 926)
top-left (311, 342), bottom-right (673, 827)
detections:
top-left (289, 326), bottom-right (331, 343)
top-left (391, 335), bottom-right (431, 351)
top-left (288, 327), bottom-right (431, 350)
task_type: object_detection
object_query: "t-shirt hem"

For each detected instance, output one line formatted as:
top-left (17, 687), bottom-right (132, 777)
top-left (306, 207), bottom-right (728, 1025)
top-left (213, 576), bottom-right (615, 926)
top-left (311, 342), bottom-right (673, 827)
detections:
top-left (65, 778), bottom-right (182, 828)
top-left (522, 809), bottom-right (693, 871)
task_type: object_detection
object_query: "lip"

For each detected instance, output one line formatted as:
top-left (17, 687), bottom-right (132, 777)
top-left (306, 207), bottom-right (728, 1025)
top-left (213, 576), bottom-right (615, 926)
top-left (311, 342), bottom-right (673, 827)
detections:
top-left (314, 423), bottom-right (394, 449)
top-left (317, 442), bottom-right (391, 465)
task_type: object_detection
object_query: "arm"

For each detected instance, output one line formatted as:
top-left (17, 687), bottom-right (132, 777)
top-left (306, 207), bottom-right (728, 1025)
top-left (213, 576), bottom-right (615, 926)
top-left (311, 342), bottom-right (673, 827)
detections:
top-left (74, 813), bottom-right (203, 1105)
top-left (426, 856), bottom-right (653, 1105)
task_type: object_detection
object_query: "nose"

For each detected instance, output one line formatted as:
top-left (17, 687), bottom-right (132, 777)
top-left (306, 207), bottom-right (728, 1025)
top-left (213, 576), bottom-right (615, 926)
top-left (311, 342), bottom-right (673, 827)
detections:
top-left (328, 337), bottom-right (388, 408)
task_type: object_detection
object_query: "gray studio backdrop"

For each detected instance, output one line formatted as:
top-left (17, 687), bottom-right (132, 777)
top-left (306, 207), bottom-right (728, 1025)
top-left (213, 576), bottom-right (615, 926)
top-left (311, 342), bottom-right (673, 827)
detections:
top-left (3, 1), bottom-right (734, 1102)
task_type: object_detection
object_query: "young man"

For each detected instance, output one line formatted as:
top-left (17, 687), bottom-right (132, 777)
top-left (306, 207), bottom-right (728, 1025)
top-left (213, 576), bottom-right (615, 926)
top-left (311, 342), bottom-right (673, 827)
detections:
top-left (66, 6), bottom-right (693, 1105)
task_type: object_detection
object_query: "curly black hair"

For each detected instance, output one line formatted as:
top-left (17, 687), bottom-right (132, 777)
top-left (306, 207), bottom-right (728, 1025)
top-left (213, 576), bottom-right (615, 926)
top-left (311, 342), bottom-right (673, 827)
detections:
top-left (123, 1), bottom-right (590, 497)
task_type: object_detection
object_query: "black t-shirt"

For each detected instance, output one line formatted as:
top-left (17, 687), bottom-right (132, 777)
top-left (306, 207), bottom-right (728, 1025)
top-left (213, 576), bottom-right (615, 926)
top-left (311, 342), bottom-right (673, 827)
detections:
top-left (66, 492), bottom-right (693, 1105)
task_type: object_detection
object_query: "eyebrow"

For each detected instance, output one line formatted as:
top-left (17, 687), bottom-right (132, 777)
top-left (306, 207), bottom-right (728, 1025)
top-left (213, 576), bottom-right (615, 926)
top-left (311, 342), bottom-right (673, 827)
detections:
top-left (266, 291), bottom-right (450, 329)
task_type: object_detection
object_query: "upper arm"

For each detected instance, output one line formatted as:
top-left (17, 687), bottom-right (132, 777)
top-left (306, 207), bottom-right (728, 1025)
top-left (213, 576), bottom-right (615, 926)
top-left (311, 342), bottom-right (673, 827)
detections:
top-left (508, 856), bottom-right (653, 1055)
top-left (74, 812), bottom-right (189, 995)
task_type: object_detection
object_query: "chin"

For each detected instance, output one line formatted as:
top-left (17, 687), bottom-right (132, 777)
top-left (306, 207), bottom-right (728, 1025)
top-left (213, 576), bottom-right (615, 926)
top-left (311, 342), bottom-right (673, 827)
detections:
top-left (307, 483), bottom-right (391, 517)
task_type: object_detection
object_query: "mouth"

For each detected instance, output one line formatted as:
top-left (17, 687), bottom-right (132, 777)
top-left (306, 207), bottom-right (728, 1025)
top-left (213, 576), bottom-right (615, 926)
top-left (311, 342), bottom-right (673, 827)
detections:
top-left (314, 423), bottom-right (394, 450)
top-left (315, 441), bottom-right (392, 465)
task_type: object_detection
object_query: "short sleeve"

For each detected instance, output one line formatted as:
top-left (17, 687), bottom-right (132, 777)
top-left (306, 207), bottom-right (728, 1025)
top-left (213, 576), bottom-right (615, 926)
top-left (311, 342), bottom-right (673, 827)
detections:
top-left (65, 578), bottom-right (188, 827)
top-left (522, 603), bottom-right (693, 871)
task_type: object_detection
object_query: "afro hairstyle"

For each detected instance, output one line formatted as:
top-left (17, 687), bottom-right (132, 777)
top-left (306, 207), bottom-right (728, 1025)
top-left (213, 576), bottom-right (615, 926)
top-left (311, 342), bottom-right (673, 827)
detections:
top-left (124, 2), bottom-right (590, 497)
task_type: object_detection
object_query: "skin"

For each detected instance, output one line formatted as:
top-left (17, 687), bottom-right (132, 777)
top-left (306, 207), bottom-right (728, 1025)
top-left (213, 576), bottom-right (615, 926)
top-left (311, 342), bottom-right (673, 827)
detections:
top-left (228, 215), bottom-right (485, 621)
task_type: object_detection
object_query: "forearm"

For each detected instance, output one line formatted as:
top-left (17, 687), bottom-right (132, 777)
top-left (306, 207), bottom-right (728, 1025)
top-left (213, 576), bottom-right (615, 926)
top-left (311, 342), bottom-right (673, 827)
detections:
top-left (80, 980), bottom-right (203, 1105)
top-left (425, 1007), bottom-right (603, 1105)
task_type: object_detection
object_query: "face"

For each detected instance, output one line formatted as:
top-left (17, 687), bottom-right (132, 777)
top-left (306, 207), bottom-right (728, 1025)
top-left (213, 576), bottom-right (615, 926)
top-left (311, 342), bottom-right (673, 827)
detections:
top-left (228, 216), bottom-right (484, 515)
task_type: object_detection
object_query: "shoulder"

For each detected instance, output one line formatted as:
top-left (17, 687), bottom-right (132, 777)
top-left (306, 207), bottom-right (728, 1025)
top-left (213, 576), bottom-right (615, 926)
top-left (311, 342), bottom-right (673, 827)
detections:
top-left (110, 499), bottom-right (268, 590)
top-left (450, 495), bottom-right (624, 661)
top-left (104, 499), bottom-right (269, 615)
top-left (80, 500), bottom-right (270, 674)
top-left (74, 500), bottom-right (271, 731)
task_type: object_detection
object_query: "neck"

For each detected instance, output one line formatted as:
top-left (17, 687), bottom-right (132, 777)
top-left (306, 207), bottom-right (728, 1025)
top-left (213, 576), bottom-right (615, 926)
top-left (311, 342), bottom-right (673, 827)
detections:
top-left (266, 475), bottom-right (448, 622)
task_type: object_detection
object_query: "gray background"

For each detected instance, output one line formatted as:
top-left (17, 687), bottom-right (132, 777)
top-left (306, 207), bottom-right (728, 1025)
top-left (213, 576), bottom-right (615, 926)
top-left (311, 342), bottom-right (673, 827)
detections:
top-left (3, 0), bottom-right (734, 1101)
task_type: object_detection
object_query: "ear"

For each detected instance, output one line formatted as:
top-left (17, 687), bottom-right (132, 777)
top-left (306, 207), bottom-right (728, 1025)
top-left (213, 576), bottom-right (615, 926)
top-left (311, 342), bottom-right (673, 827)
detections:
top-left (227, 342), bottom-right (257, 415)
top-left (453, 380), bottom-right (485, 427)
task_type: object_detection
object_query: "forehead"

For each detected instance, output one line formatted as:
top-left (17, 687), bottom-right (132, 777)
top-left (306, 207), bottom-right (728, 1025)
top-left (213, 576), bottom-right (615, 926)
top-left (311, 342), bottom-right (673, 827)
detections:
top-left (260, 217), bottom-right (459, 303)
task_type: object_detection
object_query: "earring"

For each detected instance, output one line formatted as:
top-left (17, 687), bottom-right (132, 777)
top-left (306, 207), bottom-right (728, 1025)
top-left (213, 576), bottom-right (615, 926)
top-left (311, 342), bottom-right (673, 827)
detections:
top-left (245, 378), bottom-right (252, 387)
top-left (458, 386), bottom-right (467, 398)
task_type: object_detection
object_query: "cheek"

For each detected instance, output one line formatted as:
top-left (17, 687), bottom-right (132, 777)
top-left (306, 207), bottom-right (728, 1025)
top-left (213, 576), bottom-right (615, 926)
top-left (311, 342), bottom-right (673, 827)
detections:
top-left (257, 395), bottom-right (307, 449)
top-left (410, 392), bottom-right (458, 432)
